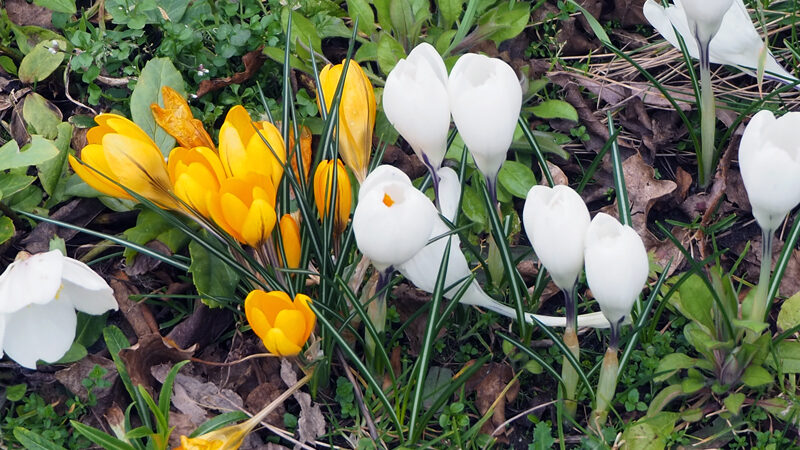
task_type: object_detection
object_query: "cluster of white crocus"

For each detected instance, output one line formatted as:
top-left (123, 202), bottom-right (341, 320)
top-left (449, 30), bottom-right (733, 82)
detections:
top-left (643, 0), bottom-right (798, 84)
top-left (354, 165), bottom-right (613, 329)
top-left (383, 44), bottom-right (522, 203)
top-left (738, 110), bottom-right (800, 328)
top-left (0, 250), bottom-right (118, 369)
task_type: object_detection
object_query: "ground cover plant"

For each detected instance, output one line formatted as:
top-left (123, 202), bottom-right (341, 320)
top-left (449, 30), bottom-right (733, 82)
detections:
top-left (1, 0), bottom-right (800, 448)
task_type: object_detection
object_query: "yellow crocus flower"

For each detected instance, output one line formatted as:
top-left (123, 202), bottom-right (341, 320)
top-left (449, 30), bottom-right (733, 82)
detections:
top-left (277, 214), bottom-right (301, 269)
top-left (318, 60), bottom-right (375, 183)
top-left (68, 114), bottom-right (177, 209)
top-left (207, 174), bottom-right (277, 247)
top-left (244, 290), bottom-right (315, 356)
top-left (313, 159), bottom-right (352, 235)
top-left (287, 124), bottom-right (312, 182)
top-left (219, 106), bottom-right (286, 189)
top-left (167, 146), bottom-right (226, 218)
top-left (151, 86), bottom-right (216, 150)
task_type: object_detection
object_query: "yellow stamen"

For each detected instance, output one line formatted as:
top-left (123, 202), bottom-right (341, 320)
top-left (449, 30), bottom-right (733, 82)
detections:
top-left (382, 193), bottom-right (394, 207)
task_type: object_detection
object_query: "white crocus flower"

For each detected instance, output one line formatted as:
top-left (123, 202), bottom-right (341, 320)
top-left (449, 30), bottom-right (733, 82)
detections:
top-left (448, 53), bottom-right (522, 203)
top-left (383, 43), bottom-right (451, 179)
top-left (523, 185), bottom-right (591, 293)
top-left (738, 110), bottom-right (800, 326)
top-left (584, 213), bottom-right (650, 331)
top-left (353, 170), bottom-right (437, 273)
top-left (643, 0), bottom-right (798, 84)
top-left (738, 110), bottom-right (800, 233)
top-left (0, 250), bottom-right (118, 369)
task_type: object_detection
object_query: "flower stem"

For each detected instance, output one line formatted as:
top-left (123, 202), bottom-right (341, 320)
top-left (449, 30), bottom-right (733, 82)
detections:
top-left (366, 269), bottom-right (390, 372)
top-left (698, 38), bottom-right (716, 188)
top-left (591, 344), bottom-right (619, 432)
top-left (560, 289), bottom-right (579, 419)
top-left (747, 227), bottom-right (774, 341)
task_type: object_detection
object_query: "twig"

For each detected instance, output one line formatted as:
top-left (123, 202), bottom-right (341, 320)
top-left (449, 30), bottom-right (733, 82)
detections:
top-left (64, 57), bottom-right (98, 115)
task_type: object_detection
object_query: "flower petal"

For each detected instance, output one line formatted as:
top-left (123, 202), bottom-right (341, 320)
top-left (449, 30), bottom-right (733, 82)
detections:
top-left (60, 258), bottom-right (118, 315)
top-left (3, 299), bottom-right (77, 369)
top-left (0, 250), bottom-right (63, 314)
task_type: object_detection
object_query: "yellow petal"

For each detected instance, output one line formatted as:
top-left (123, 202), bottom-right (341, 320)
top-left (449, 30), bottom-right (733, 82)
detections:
top-left (151, 86), bottom-right (216, 150)
top-left (273, 309), bottom-right (306, 346)
top-left (219, 122), bottom-right (248, 178)
top-left (288, 125), bottom-right (312, 182)
top-left (102, 133), bottom-right (175, 208)
top-left (277, 214), bottom-right (301, 269)
top-left (293, 294), bottom-right (316, 344)
top-left (241, 198), bottom-right (276, 247)
top-left (263, 327), bottom-right (302, 356)
top-left (223, 105), bottom-right (256, 149)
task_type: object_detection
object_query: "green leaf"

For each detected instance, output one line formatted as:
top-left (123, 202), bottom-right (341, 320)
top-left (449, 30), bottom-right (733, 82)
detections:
top-left (18, 39), bottom-right (66, 83)
top-left (436, 0), bottom-right (464, 29)
top-left (477, 3), bottom-right (530, 45)
top-left (188, 239), bottom-right (241, 308)
top-left (0, 55), bottom-right (17, 75)
top-left (348, 0), bottom-right (376, 34)
top-left (741, 365), bottom-right (773, 388)
top-left (0, 174), bottom-right (35, 198)
top-left (0, 216), bottom-right (15, 245)
top-left (75, 312), bottom-right (108, 348)
top-left (680, 377), bottom-right (704, 394)
top-left (158, 360), bottom-right (190, 420)
top-left (122, 209), bottom-right (191, 263)
top-left (654, 353), bottom-right (696, 382)
top-left (377, 32), bottom-right (406, 75)
top-left (532, 421), bottom-right (555, 450)
top-left (22, 93), bottom-right (61, 139)
top-left (33, 0), bottom-right (76, 14)
top-left (189, 411), bottom-right (249, 437)
top-left (528, 99), bottom-right (579, 122)
top-left (670, 273), bottom-right (714, 332)
top-left (38, 122), bottom-right (73, 196)
top-left (778, 291), bottom-right (800, 332)
top-left (646, 384), bottom-right (683, 417)
top-left (13, 427), bottom-right (67, 450)
top-left (6, 384), bottom-right (27, 402)
top-left (724, 392), bottom-right (746, 415)
top-left (0, 136), bottom-right (59, 171)
top-left (767, 341), bottom-right (800, 373)
top-left (280, 8), bottom-right (322, 60)
top-left (129, 57), bottom-right (185, 156)
top-left (71, 421), bottom-right (137, 450)
top-left (52, 341), bottom-right (88, 365)
top-left (461, 183), bottom-right (486, 226)
top-left (621, 413), bottom-right (677, 450)
top-left (497, 160), bottom-right (536, 198)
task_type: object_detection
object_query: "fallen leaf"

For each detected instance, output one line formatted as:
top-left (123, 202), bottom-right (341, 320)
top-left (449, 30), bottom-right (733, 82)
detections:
top-left (465, 363), bottom-right (519, 442)
top-left (119, 334), bottom-right (195, 394)
top-left (280, 359), bottom-right (324, 446)
top-left (151, 363), bottom-right (244, 421)
top-left (675, 167), bottom-right (693, 201)
top-left (21, 198), bottom-right (105, 253)
top-left (245, 382), bottom-right (285, 426)
top-left (196, 48), bottom-right (266, 98)
top-left (54, 354), bottom-right (116, 403)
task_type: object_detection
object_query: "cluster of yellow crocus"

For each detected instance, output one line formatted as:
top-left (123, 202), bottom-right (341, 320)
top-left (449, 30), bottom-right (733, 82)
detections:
top-left (68, 87), bottom-right (305, 261)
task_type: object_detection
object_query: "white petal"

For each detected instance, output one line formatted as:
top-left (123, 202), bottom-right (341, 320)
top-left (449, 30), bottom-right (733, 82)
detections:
top-left (437, 167), bottom-right (461, 223)
top-left (585, 214), bottom-right (649, 325)
top-left (60, 258), bottom-right (118, 315)
top-left (449, 54), bottom-right (522, 179)
top-left (399, 219), bottom-right (472, 296)
top-left (0, 250), bottom-right (64, 314)
top-left (4, 300), bottom-right (77, 369)
top-left (523, 185), bottom-right (590, 291)
top-left (384, 57), bottom-right (451, 170)
top-left (359, 165), bottom-right (412, 202)
top-left (354, 181), bottom-right (437, 270)
top-left (406, 42), bottom-right (448, 86)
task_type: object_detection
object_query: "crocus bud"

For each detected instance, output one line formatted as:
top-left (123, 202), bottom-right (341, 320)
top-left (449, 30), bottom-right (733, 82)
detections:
top-left (318, 60), bottom-right (375, 182)
top-left (584, 213), bottom-right (649, 327)
top-left (353, 174), bottom-right (437, 272)
top-left (738, 110), bottom-right (800, 232)
top-left (383, 43), bottom-right (451, 173)
top-left (681, 0), bottom-right (733, 42)
top-left (313, 159), bottom-right (352, 235)
top-left (244, 290), bottom-right (315, 356)
top-left (448, 53), bottom-right (522, 183)
top-left (523, 185), bottom-right (590, 292)
top-left (277, 214), bottom-right (302, 269)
